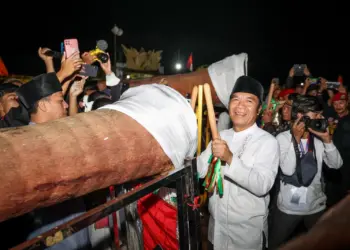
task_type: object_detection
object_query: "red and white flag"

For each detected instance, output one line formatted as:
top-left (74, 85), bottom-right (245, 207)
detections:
top-left (186, 53), bottom-right (193, 72)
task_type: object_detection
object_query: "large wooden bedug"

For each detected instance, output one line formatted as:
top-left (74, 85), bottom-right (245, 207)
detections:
top-left (128, 69), bottom-right (221, 104)
top-left (0, 110), bottom-right (173, 222)
top-left (0, 53), bottom-right (246, 222)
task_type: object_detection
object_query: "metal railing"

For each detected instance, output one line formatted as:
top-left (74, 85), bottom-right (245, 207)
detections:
top-left (11, 158), bottom-right (201, 250)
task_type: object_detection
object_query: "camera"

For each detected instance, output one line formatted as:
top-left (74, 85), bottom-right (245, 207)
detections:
top-left (299, 116), bottom-right (328, 133)
top-left (88, 40), bottom-right (109, 63)
top-left (96, 52), bottom-right (109, 63)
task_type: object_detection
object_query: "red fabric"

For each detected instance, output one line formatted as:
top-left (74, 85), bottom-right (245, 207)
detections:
top-left (186, 53), bottom-right (193, 71)
top-left (0, 57), bottom-right (8, 76)
top-left (137, 193), bottom-right (178, 250)
top-left (332, 92), bottom-right (348, 102)
top-left (95, 216), bottom-right (109, 229)
top-left (338, 75), bottom-right (343, 84)
top-left (279, 88), bottom-right (295, 98)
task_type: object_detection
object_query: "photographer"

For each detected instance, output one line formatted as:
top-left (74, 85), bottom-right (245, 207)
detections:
top-left (269, 95), bottom-right (343, 249)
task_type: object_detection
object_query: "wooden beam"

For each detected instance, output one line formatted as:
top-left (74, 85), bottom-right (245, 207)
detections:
top-left (127, 69), bottom-right (220, 105)
top-left (0, 110), bottom-right (173, 222)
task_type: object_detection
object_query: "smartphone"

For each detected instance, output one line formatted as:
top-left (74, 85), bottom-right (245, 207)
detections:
top-left (293, 64), bottom-right (306, 76)
top-left (309, 78), bottom-right (319, 85)
top-left (60, 42), bottom-right (64, 53)
top-left (80, 64), bottom-right (98, 77)
top-left (327, 81), bottom-right (340, 89)
top-left (64, 39), bottom-right (79, 59)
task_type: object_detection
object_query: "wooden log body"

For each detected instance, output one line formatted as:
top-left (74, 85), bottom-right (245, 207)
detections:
top-left (0, 110), bottom-right (173, 222)
top-left (128, 69), bottom-right (221, 105)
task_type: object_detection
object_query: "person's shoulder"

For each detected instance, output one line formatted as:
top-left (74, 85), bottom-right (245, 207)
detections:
top-left (255, 126), bottom-right (278, 141)
top-left (276, 129), bottom-right (291, 138)
top-left (247, 126), bottom-right (278, 151)
top-left (339, 115), bottom-right (350, 127)
top-left (334, 115), bottom-right (350, 136)
top-left (276, 130), bottom-right (292, 145)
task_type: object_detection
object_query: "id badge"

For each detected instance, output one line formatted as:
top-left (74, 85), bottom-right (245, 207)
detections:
top-left (290, 191), bottom-right (301, 205)
top-left (290, 193), bottom-right (300, 205)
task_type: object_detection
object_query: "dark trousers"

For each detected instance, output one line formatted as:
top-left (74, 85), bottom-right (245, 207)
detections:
top-left (268, 208), bottom-right (324, 250)
top-left (208, 233), bottom-right (266, 250)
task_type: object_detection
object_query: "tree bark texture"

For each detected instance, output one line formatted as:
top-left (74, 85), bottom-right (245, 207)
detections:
top-left (127, 69), bottom-right (221, 105)
top-left (0, 109), bottom-right (173, 222)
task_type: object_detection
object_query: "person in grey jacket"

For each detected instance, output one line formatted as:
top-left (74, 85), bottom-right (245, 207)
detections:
top-left (269, 95), bottom-right (343, 249)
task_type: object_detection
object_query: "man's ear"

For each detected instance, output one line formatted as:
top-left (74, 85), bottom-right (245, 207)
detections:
top-left (0, 101), bottom-right (4, 115)
top-left (37, 100), bottom-right (47, 112)
top-left (257, 105), bottom-right (262, 115)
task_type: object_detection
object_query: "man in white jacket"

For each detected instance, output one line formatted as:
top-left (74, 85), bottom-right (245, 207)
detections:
top-left (269, 95), bottom-right (343, 249)
top-left (197, 76), bottom-right (280, 250)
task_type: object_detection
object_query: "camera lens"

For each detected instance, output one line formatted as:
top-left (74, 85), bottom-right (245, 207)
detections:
top-left (309, 119), bottom-right (328, 132)
top-left (97, 53), bottom-right (109, 63)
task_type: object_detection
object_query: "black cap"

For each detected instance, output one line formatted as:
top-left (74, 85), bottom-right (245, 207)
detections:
top-left (230, 76), bottom-right (264, 103)
top-left (0, 83), bottom-right (19, 97)
top-left (17, 73), bottom-right (62, 111)
top-left (291, 95), bottom-right (323, 119)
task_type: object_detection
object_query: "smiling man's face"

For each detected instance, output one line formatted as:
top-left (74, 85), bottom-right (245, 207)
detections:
top-left (229, 92), bottom-right (260, 131)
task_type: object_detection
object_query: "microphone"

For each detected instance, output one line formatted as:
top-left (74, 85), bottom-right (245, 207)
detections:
top-left (97, 40), bottom-right (108, 51)
top-left (44, 50), bottom-right (62, 59)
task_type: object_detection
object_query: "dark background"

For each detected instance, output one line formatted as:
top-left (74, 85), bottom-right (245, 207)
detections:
top-left (1, 0), bottom-right (349, 87)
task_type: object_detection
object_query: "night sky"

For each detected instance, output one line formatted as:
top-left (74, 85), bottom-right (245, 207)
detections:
top-left (1, 1), bottom-right (349, 88)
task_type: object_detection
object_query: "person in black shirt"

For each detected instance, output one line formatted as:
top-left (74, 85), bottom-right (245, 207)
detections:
top-left (325, 92), bottom-right (350, 207)
top-left (0, 83), bottom-right (29, 128)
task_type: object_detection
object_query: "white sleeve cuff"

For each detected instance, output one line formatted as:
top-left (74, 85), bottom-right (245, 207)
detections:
top-left (106, 72), bottom-right (120, 87)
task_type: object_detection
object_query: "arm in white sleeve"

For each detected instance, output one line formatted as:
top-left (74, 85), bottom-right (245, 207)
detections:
top-left (277, 132), bottom-right (297, 176)
top-left (196, 142), bottom-right (213, 178)
top-left (106, 72), bottom-right (120, 87)
top-left (323, 141), bottom-right (343, 169)
top-left (224, 136), bottom-right (279, 197)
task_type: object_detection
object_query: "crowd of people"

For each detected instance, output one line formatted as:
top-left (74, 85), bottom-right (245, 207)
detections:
top-left (0, 48), bottom-right (349, 250)
top-left (0, 48), bottom-right (122, 250)
top-left (207, 66), bottom-right (349, 249)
